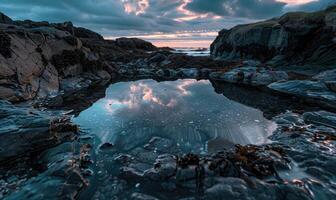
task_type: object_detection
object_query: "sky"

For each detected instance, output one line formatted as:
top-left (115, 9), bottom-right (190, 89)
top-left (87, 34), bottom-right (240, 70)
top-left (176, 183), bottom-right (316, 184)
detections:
top-left (0, 0), bottom-right (335, 47)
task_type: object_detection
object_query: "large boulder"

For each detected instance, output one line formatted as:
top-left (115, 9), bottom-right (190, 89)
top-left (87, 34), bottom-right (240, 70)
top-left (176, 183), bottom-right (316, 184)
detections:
top-left (0, 15), bottom-right (106, 102)
top-left (211, 5), bottom-right (336, 67)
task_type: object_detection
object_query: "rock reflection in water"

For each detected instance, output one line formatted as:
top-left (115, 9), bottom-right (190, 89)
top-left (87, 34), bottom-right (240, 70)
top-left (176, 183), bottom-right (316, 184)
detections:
top-left (74, 79), bottom-right (276, 153)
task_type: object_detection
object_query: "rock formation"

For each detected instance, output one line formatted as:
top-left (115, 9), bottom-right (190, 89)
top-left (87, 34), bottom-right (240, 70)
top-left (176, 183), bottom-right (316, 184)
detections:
top-left (0, 12), bottom-right (162, 103)
top-left (211, 5), bottom-right (336, 67)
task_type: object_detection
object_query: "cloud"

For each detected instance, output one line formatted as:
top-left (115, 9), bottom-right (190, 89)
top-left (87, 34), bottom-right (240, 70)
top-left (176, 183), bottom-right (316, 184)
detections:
top-left (0, 0), bottom-right (333, 45)
top-left (185, 0), bottom-right (286, 19)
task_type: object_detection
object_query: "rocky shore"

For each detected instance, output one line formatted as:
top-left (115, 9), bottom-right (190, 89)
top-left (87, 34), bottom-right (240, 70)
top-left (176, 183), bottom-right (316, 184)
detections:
top-left (0, 5), bottom-right (336, 200)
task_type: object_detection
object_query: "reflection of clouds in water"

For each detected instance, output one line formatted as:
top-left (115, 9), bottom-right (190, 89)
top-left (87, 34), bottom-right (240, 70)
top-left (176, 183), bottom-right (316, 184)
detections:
top-left (75, 79), bottom-right (277, 153)
top-left (104, 79), bottom-right (208, 113)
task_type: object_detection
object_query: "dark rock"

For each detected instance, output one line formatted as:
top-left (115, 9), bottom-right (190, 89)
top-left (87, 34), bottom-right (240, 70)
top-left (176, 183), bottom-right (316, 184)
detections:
top-left (4, 143), bottom-right (87, 200)
top-left (63, 35), bottom-right (78, 46)
top-left (313, 69), bottom-right (336, 82)
top-left (209, 67), bottom-right (288, 86)
top-left (204, 178), bottom-right (311, 200)
top-left (268, 80), bottom-right (336, 109)
top-left (74, 27), bottom-right (104, 40)
top-left (0, 12), bottom-right (13, 24)
top-left (148, 53), bottom-right (167, 63)
top-left (115, 37), bottom-right (158, 51)
top-left (99, 142), bottom-right (114, 150)
top-left (303, 111), bottom-right (336, 129)
top-left (0, 101), bottom-right (78, 163)
top-left (211, 6), bottom-right (336, 67)
top-left (0, 30), bottom-right (11, 58)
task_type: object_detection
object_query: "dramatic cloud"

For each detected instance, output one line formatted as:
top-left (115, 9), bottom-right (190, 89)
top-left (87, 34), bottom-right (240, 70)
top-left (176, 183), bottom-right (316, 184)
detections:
top-left (185, 0), bottom-right (286, 19)
top-left (0, 0), bottom-right (334, 47)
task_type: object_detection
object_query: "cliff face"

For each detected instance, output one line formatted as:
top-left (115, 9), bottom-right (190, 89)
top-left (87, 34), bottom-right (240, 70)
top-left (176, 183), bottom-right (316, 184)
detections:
top-left (0, 12), bottom-right (159, 102)
top-left (210, 6), bottom-right (336, 66)
top-left (0, 13), bottom-right (109, 102)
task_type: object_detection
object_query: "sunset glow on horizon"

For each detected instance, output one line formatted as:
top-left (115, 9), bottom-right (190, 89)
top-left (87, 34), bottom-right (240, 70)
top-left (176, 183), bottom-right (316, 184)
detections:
top-left (106, 31), bottom-right (219, 48)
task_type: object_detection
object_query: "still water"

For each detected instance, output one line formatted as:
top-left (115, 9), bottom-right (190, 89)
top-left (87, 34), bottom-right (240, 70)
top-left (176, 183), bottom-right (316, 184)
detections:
top-left (73, 79), bottom-right (276, 154)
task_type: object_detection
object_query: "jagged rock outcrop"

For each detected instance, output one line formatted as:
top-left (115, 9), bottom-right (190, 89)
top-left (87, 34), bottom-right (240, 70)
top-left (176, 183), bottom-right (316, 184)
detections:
top-left (0, 12), bottom-right (111, 102)
top-left (211, 5), bottom-right (336, 67)
top-left (0, 12), bottom-right (162, 103)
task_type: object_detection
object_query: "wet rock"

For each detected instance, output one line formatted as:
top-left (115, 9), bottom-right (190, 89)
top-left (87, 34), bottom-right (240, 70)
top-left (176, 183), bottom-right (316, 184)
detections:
top-left (0, 101), bottom-right (78, 163)
top-left (204, 177), bottom-right (311, 200)
top-left (144, 154), bottom-right (177, 181)
top-left (92, 177), bottom-right (127, 199)
top-left (120, 167), bottom-right (144, 181)
top-left (210, 67), bottom-right (288, 86)
top-left (114, 154), bottom-right (135, 165)
top-left (303, 111), bottom-right (336, 129)
top-left (131, 192), bottom-right (160, 200)
top-left (268, 80), bottom-right (336, 109)
top-left (155, 69), bottom-right (178, 79)
top-left (130, 148), bottom-right (159, 164)
top-left (3, 142), bottom-right (87, 200)
top-left (99, 142), bottom-right (114, 150)
top-left (313, 69), bottom-right (336, 82)
top-left (179, 68), bottom-right (200, 79)
top-left (325, 81), bottom-right (336, 92)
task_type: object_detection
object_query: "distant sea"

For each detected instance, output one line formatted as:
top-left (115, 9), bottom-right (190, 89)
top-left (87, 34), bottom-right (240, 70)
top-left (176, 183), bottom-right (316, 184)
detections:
top-left (172, 47), bottom-right (210, 57)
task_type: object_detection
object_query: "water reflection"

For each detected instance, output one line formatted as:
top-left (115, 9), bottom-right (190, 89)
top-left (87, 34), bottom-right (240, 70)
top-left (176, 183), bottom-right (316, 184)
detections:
top-left (74, 79), bottom-right (276, 153)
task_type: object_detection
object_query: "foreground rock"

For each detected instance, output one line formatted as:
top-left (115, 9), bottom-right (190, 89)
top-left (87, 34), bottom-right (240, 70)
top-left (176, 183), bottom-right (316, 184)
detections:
top-left (0, 100), bottom-right (92, 199)
top-left (211, 5), bottom-right (336, 67)
top-left (0, 100), bottom-right (78, 162)
top-left (1, 142), bottom-right (91, 200)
